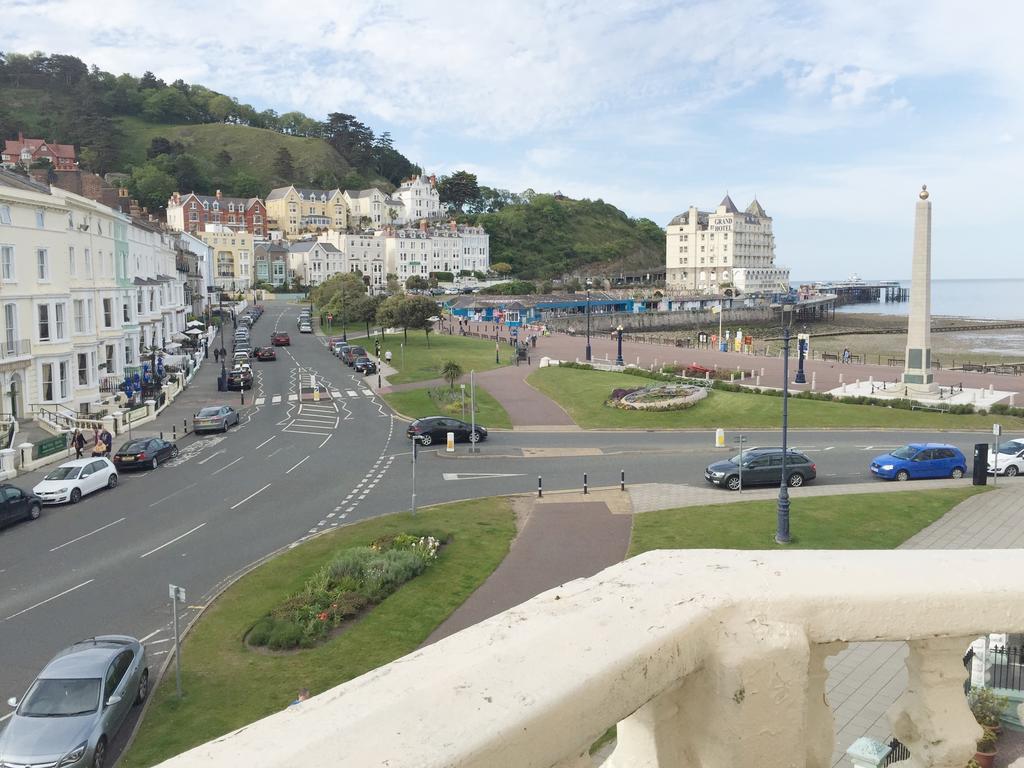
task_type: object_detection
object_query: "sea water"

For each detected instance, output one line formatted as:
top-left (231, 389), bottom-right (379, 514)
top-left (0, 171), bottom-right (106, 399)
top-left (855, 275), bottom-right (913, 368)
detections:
top-left (811, 279), bottom-right (1024, 320)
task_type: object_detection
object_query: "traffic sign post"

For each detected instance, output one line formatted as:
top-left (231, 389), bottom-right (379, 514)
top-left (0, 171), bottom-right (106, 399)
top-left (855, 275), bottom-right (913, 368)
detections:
top-left (993, 424), bottom-right (1002, 485)
top-left (734, 434), bottom-right (748, 492)
top-left (168, 584), bottom-right (186, 698)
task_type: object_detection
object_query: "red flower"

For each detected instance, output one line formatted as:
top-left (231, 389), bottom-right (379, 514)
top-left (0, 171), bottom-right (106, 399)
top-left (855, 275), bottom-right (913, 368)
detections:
top-left (317, 611), bottom-right (328, 621)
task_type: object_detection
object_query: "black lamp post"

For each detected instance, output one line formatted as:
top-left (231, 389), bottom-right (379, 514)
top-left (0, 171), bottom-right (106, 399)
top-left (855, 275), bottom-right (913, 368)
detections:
top-left (341, 279), bottom-right (348, 343)
top-left (615, 324), bottom-right (624, 366)
top-left (775, 306), bottom-right (793, 545)
top-left (795, 332), bottom-right (807, 384)
top-left (585, 280), bottom-right (592, 362)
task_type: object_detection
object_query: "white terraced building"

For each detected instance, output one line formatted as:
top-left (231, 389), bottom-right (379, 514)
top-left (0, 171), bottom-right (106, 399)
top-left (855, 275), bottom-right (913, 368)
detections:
top-left (665, 194), bottom-right (790, 295)
top-left (382, 220), bottom-right (490, 282)
top-left (0, 169), bottom-right (187, 419)
top-left (394, 174), bottom-right (442, 221)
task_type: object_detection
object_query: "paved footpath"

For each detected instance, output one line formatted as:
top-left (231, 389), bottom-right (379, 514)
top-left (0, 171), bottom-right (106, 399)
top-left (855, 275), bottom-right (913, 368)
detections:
top-left (419, 480), bottom-right (1023, 765)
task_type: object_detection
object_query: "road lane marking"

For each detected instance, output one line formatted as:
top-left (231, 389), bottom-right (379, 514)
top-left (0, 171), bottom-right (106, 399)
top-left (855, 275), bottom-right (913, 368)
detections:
top-left (346, 390), bottom-right (358, 397)
top-left (149, 483), bottom-right (198, 508)
top-left (139, 628), bottom-right (164, 642)
top-left (318, 434), bottom-right (333, 449)
top-left (286, 456), bottom-right (310, 474)
top-left (283, 428), bottom-right (334, 436)
top-left (211, 456), bottom-right (244, 476)
top-left (147, 637), bottom-right (172, 645)
top-left (230, 483), bottom-right (272, 509)
top-left (254, 397), bottom-right (266, 405)
top-left (361, 390), bottom-right (374, 397)
top-left (442, 472), bottom-right (527, 481)
top-left (254, 436), bottom-right (276, 450)
top-left (140, 523), bottom-right (207, 559)
top-left (50, 517), bottom-right (126, 552)
top-left (330, 391), bottom-right (342, 398)
top-left (5, 579), bottom-right (95, 621)
top-left (197, 450), bottom-right (226, 466)
top-left (272, 395), bottom-right (282, 403)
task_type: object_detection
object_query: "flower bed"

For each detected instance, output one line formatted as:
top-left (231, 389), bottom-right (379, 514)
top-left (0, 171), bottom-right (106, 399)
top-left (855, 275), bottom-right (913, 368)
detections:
top-left (607, 383), bottom-right (708, 411)
top-left (247, 533), bottom-right (443, 650)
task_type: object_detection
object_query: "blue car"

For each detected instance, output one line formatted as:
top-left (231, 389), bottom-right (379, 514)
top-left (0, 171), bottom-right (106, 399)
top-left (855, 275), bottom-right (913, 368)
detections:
top-left (870, 443), bottom-right (967, 481)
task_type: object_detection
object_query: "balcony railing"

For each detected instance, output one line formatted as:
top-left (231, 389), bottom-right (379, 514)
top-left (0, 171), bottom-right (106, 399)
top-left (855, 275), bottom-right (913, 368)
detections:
top-left (157, 549), bottom-right (1022, 767)
top-left (1, 338), bottom-right (31, 359)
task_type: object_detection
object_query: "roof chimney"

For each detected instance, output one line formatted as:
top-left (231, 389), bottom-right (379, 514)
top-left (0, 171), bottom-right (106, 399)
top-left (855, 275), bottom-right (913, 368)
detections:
top-left (419, 218), bottom-right (428, 232)
top-left (17, 131), bottom-right (23, 143)
top-left (216, 189), bottom-right (222, 200)
top-left (449, 219), bottom-right (456, 232)
top-left (429, 175), bottom-right (437, 187)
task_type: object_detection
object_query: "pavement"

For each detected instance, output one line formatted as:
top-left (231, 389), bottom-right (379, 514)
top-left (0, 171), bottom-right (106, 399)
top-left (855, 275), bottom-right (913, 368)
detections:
top-left (410, 478), bottom-right (1023, 766)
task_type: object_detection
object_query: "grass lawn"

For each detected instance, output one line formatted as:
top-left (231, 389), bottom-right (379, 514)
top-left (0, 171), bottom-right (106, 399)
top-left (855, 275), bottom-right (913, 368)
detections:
top-left (378, 331), bottom-right (511, 384)
top-left (383, 384), bottom-right (512, 429)
top-left (630, 487), bottom-right (987, 554)
top-left (120, 498), bottom-right (516, 767)
top-left (318, 319), bottom-right (375, 338)
top-left (528, 367), bottom-right (1024, 430)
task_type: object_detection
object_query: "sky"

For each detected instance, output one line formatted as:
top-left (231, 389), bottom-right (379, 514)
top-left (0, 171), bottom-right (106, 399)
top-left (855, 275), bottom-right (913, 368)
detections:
top-left (3, 0), bottom-right (1022, 280)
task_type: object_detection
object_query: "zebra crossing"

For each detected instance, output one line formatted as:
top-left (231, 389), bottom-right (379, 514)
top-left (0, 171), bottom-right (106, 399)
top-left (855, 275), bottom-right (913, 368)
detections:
top-left (253, 389), bottom-right (376, 406)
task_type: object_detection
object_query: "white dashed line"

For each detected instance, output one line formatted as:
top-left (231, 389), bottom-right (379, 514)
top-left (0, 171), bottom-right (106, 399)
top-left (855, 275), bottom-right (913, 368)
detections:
top-left (139, 524), bottom-right (206, 559)
top-left (288, 394), bottom-right (298, 401)
top-left (4, 579), bottom-right (95, 621)
top-left (254, 397), bottom-right (266, 405)
top-left (272, 395), bottom-right (282, 403)
top-left (286, 455), bottom-right (310, 474)
top-left (230, 484), bottom-right (272, 510)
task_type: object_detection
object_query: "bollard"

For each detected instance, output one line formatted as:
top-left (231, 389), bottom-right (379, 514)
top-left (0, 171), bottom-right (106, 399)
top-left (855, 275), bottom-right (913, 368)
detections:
top-left (868, 375), bottom-right (873, 385)
top-left (636, 356), bottom-right (640, 366)
top-left (621, 469), bottom-right (625, 492)
top-left (172, 425), bottom-right (177, 441)
top-left (705, 371), bottom-right (710, 381)
top-left (760, 367), bottom-right (765, 377)
top-left (989, 384), bottom-right (994, 393)
top-left (160, 431), bottom-right (164, 440)
top-left (839, 373), bottom-right (844, 384)
top-left (855, 379), bottom-right (860, 387)
top-left (811, 372), bottom-right (816, 390)
top-left (1011, 394), bottom-right (1016, 407)
top-left (715, 428), bottom-right (725, 448)
top-left (756, 376), bottom-right (761, 386)
top-left (842, 383), bottom-right (847, 393)
top-left (583, 473), bottom-right (588, 495)
top-left (241, 390), bottom-right (245, 406)
top-left (183, 418), bottom-right (188, 434)
top-left (538, 476), bottom-right (543, 498)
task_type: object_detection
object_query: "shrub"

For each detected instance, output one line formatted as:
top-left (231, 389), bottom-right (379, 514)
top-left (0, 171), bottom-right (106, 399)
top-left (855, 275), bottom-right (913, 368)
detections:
top-left (266, 620), bottom-right (305, 650)
top-left (247, 617), bottom-right (274, 646)
top-left (969, 687), bottom-right (1009, 728)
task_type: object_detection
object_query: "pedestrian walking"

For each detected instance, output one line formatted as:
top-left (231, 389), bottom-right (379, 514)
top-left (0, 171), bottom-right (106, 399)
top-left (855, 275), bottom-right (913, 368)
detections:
top-left (214, 347), bottom-right (220, 363)
top-left (288, 688), bottom-right (310, 708)
top-left (71, 429), bottom-right (86, 459)
top-left (100, 427), bottom-right (113, 455)
top-left (842, 347), bottom-right (851, 364)
top-left (384, 349), bottom-right (392, 365)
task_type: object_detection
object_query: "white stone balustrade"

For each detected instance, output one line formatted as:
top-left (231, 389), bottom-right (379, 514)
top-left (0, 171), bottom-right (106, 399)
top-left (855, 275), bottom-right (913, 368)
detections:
top-left (155, 549), bottom-right (1023, 768)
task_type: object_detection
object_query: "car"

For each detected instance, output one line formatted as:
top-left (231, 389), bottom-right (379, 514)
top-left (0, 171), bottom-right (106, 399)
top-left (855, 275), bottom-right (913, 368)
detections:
top-left (704, 447), bottom-right (816, 490)
top-left (194, 405), bottom-right (240, 432)
top-left (112, 438), bottom-right (179, 470)
top-left (406, 417), bottom-right (487, 446)
top-left (32, 458), bottom-right (118, 505)
top-left (298, 323), bottom-right (312, 334)
top-left (227, 369), bottom-right (253, 390)
top-left (0, 635), bottom-right (148, 768)
top-left (326, 336), bottom-right (347, 348)
top-left (0, 484), bottom-right (42, 528)
top-left (256, 347), bottom-right (277, 361)
top-left (232, 350), bottom-right (251, 363)
top-left (870, 443), bottom-right (968, 481)
top-left (354, 357), bottom-right (378, 374)
top-left (331, 342), bottom-right (349, 357)
top-left (343, 346), bottom-right (367, 366)
top-left (272, 332), bottom-right (290, 346)
top-left (989, 438), bottom-right (1024, 476)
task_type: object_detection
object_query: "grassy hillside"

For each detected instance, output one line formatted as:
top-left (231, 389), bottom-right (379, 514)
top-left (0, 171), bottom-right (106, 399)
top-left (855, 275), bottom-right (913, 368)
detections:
top-left (473, 194), bottom-right (664, 280)
top-left (116, 116), bottom-right (364, 191)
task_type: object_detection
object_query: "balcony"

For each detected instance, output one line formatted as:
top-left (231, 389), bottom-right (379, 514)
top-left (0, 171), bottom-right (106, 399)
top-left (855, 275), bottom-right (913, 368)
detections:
top-left (0, 338), bottom-right (31, 361)
top-left (157, 549), bottom-right (1021, 767)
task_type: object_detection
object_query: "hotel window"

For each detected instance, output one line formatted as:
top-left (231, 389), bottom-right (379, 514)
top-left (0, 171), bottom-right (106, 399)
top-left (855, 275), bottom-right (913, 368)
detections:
top-left (77, 353), bottom-right (89, 385)
top-left (73, 299), bottom-right (86, 333)
top-left (84, 248), bottom-right (92, 275)
top-left (35, 209), bottom-right (45, 228)
top-left (0, 205), bottom-right (11, 225)
top-left (68, 212), bottom-right (74, 229)
top-left (4, 303), bottom-right (17, 352)
top-left (59, 361), bottom-right (69, 399)
top-left (41, 362), bottom-right (54, 401)
top-left (103, 298), bottom-right (114, 328)
top-left (1, 245), bottom-right (13, 280)
top-left (37, 248), bottom-right (49, 280)
top-left (38, 305), bottom-right (50, 340)
top-left (55, 303), bottom-right (65, 339)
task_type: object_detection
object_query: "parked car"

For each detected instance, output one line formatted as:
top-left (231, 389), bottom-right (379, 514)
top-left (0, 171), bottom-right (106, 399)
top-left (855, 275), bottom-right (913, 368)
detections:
top-left (406, 417), bottom-right (487, 446)
top-left (32, 458), bottom-right (118, 504)
top-left (298, 322), bottom-right (312, 334)
top-left (0, 484), bottom-right (42, 528)
top-left (271, 332), bottom-right (290, 346)
top-left (354, 356), bottom-right (378, 374)
top-left (194, 405), bottom-right (240, 432)
top-left (870, 443), bottom-right (968, 481)
top-left (256, 347), bottom-right (277, 361)
top-left (332, 342), bottom-right (350, 358)
top-left (227, 368), bottom-right (253, 390)
top-left (704, 447), bottom-right (816, 490)
top-left (232, 350), bottom-right (251, 363)
top-left (112, 438), bottom-right (179, 470)
top-left (343, 346), bottom-right (367, 366)
top-left (989, 438), bottom-right (1024, 476)
top-left (0, 636), bottom-right (148, 768)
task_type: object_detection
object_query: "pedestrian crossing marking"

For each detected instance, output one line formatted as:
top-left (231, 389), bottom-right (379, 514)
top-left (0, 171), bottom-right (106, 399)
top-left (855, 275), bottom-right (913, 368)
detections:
top-left (288, 393), bottom-right (298, 401)
top-left (346, 390), bottom-right (358, 397)
top-left (361, 390), bottom-right (373, 397)
top-left (272, 395), bottom-right (282, 403)
top-left (254, 397), bottom-right (265, 405)
top-left (330, 391), bottom-right (342, 398)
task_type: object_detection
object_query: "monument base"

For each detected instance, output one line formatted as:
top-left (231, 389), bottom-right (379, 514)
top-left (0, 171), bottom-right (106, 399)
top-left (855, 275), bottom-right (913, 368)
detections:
top-left (827, 380), bottom-right (1015, 408)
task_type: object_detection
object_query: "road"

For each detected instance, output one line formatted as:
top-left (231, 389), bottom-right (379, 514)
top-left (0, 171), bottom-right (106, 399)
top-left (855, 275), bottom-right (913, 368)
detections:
top-left (0, 302), bottom-right (1012, 757)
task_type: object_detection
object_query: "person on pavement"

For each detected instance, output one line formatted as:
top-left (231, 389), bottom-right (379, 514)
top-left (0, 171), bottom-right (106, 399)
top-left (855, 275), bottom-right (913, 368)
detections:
top-left (71, 429), bottom-right (86, 459)
top-left (100, 427), bottom-right (113, 455)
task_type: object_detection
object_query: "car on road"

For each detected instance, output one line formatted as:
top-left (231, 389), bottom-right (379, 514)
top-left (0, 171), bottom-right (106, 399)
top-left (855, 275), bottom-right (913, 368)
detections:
top-left (256, 347), bottom-right (277, 361)
top-left (0, 484), bottom-right (42, 528)
top-left (704, 447), bottom-right (816, 490)
top-left (331, 341), bottom-right (350, 357)
top-left (271, 332), bottom-right (290, 346)
top-left (298, 322), bottom-right (312, 334)
top-left (342, 346), bottom-right (367, 366)
top-left (989, 438), bottom-right (1024, 476)
top-left (232, 350), bottom-right (251, 363)
top-left (112, 438), bottom-right (179, 470)
top-left (32, 458), bottom-right (118, 504)
top-left (227, 367), bottom-right (253, 390)
top-left (869, 443), bottom-right (968, 481)
top-left (354, 356), bottom-right (378, 375)
top-left (193, 405), bottom-right (240, 433)
top-left (406, 417), bottom-right (487, 446)
top-left (0, 635), bottom-right (148, 768)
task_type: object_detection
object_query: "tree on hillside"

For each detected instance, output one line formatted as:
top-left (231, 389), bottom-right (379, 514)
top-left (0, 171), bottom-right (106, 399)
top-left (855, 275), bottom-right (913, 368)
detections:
top-left (231, 172), bottom-right (262, 198)
top-left (437, 171), bottom-right (480, 212)
top-left (273, 146), bottom-right (295, 179)
top-left (139, 71), bottom-right (164, 89)
top-left (169, 154), bottom-right (209, 193)
top-left (128, 164), bottom-right (176, 212)
top-left (215, 149), bottom-right (233, 168)
top-left (142, 88), bottom-right (195, 122)
top-left (207, 94), bottom-right (235, 122)
top-left (491, 262), bottom-right (513, 276)
top-left (146, 137), bottom-right (184, 159)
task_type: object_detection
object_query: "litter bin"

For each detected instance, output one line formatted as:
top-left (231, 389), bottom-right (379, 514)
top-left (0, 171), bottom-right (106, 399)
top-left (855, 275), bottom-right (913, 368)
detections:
top-left (217, 375), bottom-right (227, 392)
top-left (973, 443), bottom-right (989, 485)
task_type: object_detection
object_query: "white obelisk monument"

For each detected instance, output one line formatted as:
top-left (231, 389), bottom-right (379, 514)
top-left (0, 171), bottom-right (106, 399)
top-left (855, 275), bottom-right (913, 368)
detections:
top-left (902, 185), bottom-right (937, 395)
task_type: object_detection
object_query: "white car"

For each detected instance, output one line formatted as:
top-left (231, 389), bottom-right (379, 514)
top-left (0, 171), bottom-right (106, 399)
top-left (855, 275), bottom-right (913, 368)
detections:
top-left (299, 323), bottom-right (312, 334)
top-left (32, 458), bottom-right (118, 504)
top-left (989, 438), bottom-right (1024, 476)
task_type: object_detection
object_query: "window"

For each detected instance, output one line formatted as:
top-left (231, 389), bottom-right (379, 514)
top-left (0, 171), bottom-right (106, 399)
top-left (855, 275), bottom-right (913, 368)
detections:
top-left (0, 205), bottom-right (11, 225)
top-left (38, 305), bottom-right (50, 341)
top-left (103, 298), bottom-right (113, 328)
top-left (84, 248), bottom-right (91, 275)
top-left (122, 301), bottom-right (130, 323)
top-left (55, 303), bottom-right (65, 339)
top-left (35, 209), bottom-right (45, 228)
top-left (41, 362), bottom-right (54, 401)
top-left (58, 361), bottom-right (69, 399)
top-left (0, 245), bottom-right (13, 280)
top-left (37, 248), bottom-right (49, 280)
top-left (78, 353), bottom-right (89, 385)
top-left (4, 304), bottom-right (17, 353)
top-left (74, 299), bottom-right (85, 333)
top-left (68, 212), bottom-right (74, 230)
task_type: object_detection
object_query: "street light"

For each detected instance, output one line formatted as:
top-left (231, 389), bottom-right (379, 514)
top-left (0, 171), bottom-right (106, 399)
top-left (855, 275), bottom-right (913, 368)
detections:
top-left (585, 279), bottom-right (593, 362)
top-left (411, 434), bottom-right (424, 515)
top-left (615, 324), bottom-right (624, 366)
top-left (341, 278), bottom-right (348, 343)
top-left (775, 305), bottom-right (793, 545)
top-left (795, 331), bottom-right (808, 384)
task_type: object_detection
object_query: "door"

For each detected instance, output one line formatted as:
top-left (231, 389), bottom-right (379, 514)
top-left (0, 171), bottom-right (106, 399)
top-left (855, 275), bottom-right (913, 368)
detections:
top-left (911, 449), bottom-right (937, 478)
top-left (102, 650), bottom-right (135, 733)
top-left (86, 460), bottom-right (107, 493)
top-left (744, 455), bottom-right (772, 485)
top-left (3, 486), bottom-right (27, 522)
top-left (936, 448), bottom-right (958, 476)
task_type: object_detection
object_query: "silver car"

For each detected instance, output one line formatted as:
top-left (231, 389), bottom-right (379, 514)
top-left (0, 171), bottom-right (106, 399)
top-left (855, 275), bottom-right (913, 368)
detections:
top-left (193, 404), bottom-right (240, 433)
top-left (1, 635), bottom-right (148, 768)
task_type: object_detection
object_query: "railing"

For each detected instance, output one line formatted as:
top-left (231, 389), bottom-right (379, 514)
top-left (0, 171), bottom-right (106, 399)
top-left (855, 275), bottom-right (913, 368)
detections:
top-left (1, 338), bottom-right (31, 359)
top-left (990, 645), bottom-right (1024, 691)
top-left (158, 549), bottom-right (1021, 767)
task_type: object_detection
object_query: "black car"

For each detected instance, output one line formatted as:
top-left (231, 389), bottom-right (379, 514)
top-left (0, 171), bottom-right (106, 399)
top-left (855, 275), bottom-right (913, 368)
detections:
top-left (354, 357), bottom-right (377, 374)
top-left (113, 438), bottom-right (179, 470)
top-left (0, 484), bottom-right (41, 528)
top-left (407, 417), bottom-right (487, 446)
top-left (704, 447), bottom-right (816, 491)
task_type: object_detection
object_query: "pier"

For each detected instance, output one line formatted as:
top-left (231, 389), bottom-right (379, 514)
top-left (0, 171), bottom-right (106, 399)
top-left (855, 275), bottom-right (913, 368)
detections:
top-left (814, 279), bottom-right (907, 305)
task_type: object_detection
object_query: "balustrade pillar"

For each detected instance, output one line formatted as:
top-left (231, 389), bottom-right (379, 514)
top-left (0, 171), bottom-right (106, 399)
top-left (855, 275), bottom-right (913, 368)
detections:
top-left (888, 635), bottom-right (980, 768)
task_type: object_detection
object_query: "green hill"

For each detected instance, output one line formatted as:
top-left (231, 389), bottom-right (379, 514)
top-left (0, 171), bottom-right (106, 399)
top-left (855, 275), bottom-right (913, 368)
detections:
top-left (471, 194), bottom-right (665, 280)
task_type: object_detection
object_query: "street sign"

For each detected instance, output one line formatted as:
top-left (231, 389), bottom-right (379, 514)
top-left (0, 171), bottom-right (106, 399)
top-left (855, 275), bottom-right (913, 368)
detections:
top-left (993, 424), bottom-right (1002, 436)
top-left (168, 583), bottom-right (185, 698)
top-left (168, 584), bottom-right (186, 603)
top-left (327, 313), bottom-right (334, 322)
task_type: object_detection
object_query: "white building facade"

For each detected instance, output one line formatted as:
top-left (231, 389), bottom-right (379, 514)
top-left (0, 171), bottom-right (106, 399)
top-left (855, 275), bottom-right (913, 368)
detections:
top-left (394, 175), bottom-right (441, 222)
top-left (381, 221), bottom-right (490, 283)
top-left (316, 231), bottom-right (387, 294)
top-left (665, 195), bottom-right (790, 295)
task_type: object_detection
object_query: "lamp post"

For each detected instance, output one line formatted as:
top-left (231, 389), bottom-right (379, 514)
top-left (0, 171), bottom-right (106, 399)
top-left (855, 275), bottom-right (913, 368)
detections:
top-left (795, 331), bottom-right (808, 385)
top-left (615, 325), bottom-right (624, 366)
top-left (585, 280), bottom-right (592, 362)
top-left (775, 306), bottom-right (793, 545)
top-left (411, 434), bottom-right (423, 515)
top-left (340, 279), bottom-right (348, 343)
